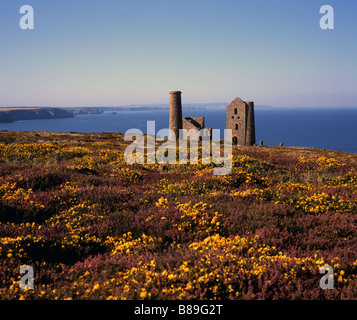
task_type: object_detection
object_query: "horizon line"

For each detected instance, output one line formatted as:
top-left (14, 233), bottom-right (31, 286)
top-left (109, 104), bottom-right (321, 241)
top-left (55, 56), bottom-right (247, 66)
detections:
top-left (1, 104), bottom-right (357, 110)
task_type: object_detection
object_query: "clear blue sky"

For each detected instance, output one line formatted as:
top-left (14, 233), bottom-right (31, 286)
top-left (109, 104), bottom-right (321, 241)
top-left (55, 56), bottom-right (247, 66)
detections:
top-left (0, 0), bottom-right (356, 107)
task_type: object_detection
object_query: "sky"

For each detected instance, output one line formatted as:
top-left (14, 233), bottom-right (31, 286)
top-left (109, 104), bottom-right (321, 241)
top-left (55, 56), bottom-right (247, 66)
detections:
top-left (0, 0), bottom-right (356, 108)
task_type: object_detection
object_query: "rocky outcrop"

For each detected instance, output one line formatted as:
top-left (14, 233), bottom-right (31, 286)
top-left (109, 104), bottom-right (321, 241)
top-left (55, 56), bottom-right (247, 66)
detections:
top-left (0, 108), bottom-right (74, 123)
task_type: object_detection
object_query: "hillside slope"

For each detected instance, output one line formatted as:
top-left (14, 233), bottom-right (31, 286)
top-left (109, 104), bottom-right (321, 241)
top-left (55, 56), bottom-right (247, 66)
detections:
top-left (0, 131), bottom-right (356, 300)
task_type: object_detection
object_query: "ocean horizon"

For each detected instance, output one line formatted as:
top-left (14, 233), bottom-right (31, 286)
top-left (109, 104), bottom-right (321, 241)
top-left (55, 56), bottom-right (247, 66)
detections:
top-left (1, 107), bottom-right (357, 154)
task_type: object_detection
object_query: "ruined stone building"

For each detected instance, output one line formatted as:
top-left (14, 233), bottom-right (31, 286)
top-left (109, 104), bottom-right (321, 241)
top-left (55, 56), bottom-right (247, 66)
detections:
top-left (169, 91), bottom-right (212, 141)
top-left (168, 91), bottom-right (255, 145)
top-left (226, 97), bottom-right (255, 146)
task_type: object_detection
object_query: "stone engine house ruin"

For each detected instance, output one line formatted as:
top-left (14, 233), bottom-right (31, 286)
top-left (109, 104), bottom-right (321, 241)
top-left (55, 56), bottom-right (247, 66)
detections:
top-left (168, 91), bottom-right (255, 146)
top-left (169, 91), bottom-right (212, 141)
top-left (226, 97), bottom-right (255, 146)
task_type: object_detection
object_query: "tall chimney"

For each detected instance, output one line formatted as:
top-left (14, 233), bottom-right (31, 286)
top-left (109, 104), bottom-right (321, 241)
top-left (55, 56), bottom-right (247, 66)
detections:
top-left (169, 91), bottom-right (183, 140)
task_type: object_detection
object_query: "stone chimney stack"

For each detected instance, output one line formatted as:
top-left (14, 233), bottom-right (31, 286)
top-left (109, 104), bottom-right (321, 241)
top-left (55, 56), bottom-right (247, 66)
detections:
top-left (169, 91), bottom-right (183, 140)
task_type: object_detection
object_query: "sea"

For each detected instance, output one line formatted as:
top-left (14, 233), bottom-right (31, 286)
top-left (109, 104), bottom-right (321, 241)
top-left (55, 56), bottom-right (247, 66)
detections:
top-left (1, 108), bottom-right (357, 154)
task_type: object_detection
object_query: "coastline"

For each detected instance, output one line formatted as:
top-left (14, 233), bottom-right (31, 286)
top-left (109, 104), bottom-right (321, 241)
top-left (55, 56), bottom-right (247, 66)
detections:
top-left (0, 107), bottom-right (74, 124)
top-left (0, 107), bottom-right (106, 123)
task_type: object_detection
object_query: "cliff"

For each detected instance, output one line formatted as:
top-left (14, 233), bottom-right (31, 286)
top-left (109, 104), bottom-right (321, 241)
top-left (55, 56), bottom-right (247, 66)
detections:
top-left (0, 108), bottom-right (74, 123)
top-left (61, 107), bottom-right (104, 115)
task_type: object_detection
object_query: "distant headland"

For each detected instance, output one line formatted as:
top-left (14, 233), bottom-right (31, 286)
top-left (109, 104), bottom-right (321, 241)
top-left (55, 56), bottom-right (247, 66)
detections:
top-left (0, 107), bottom-right (102, 123)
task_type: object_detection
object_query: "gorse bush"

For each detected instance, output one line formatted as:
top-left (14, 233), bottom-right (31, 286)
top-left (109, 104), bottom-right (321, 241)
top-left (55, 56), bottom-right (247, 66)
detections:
top-left (0, 131), bottom-right (357, 300)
